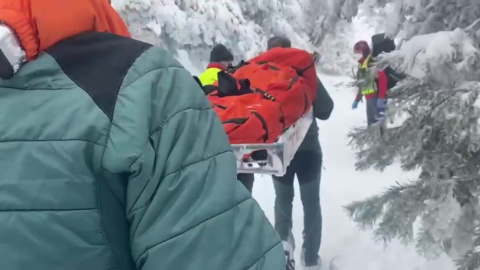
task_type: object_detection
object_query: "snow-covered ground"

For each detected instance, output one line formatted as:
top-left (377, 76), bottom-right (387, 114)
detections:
top-left (252, 74), bottom-right (456, 270)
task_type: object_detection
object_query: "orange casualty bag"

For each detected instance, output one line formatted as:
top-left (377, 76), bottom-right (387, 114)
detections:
top-left (207, 47), bottom-right (318, 144)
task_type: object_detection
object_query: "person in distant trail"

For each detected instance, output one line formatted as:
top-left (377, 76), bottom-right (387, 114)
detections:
top-left (351, 40), bottom-right (389, 126)
top-left (0, 0), bottom-right (286, 269)
top-left (198, 44), bottom-right (256, 193)
top-left (198, 44), bottom-right (234, 94)
top-left (268, 36), bottom-right (334, 270)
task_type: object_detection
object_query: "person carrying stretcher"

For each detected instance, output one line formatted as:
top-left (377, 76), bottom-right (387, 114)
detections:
top-left (198, 44), bottom-right (255, 192)
top-left (198, 44), bottom-right (234, 95)
top-left (198, 38), bottom-right (321, 197)
top-left (199, 36), bottom-right (333, 270)
top-left (267, 36), bottom-right (333, 270)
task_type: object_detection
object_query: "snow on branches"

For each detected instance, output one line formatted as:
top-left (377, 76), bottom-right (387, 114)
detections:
top-left (113, 0), bottom-right (359, 75)
top-left (347, 27), bottom-right (480, 269)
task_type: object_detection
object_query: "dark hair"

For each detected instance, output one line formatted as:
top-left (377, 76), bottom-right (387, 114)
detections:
top-left (210, 44), bottom-right (234, 63)
top-left (267, 36), bottom-right (291, 50)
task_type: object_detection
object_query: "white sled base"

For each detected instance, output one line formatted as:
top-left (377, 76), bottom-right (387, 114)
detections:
top-left (232, 109), bottom-right (313, 176)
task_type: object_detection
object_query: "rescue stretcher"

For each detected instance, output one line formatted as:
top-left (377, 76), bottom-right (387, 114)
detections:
top-left (232, 108), bottom-right (313, 176)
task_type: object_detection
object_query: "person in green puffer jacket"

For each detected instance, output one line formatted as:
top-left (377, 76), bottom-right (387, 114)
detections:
top-left (0, 1), bottom-right (285, 270)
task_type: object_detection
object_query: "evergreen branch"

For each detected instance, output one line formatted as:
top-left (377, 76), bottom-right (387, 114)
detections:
top-left (348, 4), bottom-right (480, 268)
top-left (456, 225), bottom-right (480, 270)
top-left (345, 179), bottom-right (426, 236)
top-left (345, 176), bottom-right (462, 248)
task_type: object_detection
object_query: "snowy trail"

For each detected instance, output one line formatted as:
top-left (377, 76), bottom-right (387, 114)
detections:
top-left (252, 74), bottom-right (455, 270)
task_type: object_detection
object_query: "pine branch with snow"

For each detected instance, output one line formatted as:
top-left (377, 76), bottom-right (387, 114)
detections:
top-left (346, 27), bottom-right (480, 269)
top-left (364, 0), bottom-right (480, 39)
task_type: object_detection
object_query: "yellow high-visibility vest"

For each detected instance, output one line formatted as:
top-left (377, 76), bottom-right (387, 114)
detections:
top-left (358, 55), bottom-right (377, 96)
top-left (198, 67), bottom-right (222, 86)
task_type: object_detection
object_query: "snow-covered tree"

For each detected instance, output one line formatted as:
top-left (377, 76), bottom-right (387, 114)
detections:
top-left (317, 20), bottom-right (356, 75)
top-left (300, 0), bottom-right (363, 74)
top-left (113, 0), bottom-right (361, 75)
top-left (114, 0), bottom-right (267, 69)
top-left (236, 0), bottom-right (312, 50)
top-left (346, 15), bottom-right (480, 269)
top-left (358, 0), bottom-right (480, 40)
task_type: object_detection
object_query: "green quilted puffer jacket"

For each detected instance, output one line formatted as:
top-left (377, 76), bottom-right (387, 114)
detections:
top-left (0, 31), bottom-right (284, 270)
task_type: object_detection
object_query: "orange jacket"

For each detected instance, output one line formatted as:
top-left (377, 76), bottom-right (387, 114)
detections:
top-left (0, 0), bottom-right (130, 61)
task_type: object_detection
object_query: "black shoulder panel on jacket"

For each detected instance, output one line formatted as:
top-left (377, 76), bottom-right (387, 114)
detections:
top-left (46, 31), bottom-right (152, 120)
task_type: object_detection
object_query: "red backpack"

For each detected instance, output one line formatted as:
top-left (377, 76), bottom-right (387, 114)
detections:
top-left (208, 47), bottom-right (318, 144)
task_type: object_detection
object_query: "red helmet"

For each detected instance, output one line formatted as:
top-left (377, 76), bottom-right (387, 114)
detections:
top-left (354, 41), bottom-right (371, 57)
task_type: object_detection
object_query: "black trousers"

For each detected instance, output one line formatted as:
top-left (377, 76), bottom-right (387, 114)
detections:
top-left (272, 137), bottom-right (322, 266)
top-left (237, 173), bottom-right (254, 193)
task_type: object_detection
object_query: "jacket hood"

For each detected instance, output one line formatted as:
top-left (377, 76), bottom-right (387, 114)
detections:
top-left (0, 0), bottom-right (130, 61)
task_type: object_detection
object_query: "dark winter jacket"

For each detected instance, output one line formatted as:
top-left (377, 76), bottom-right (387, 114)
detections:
top-left (313, 78), bottom-right (334, 121)
top-left (298, 78), bottom-right (334, 153)
top-left (0, 31), bottom-right (285, 270)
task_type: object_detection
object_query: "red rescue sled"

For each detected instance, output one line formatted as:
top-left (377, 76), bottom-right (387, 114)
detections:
top-left (207, 47), bottom-right (318, 145)
top-left (205, 47), bottom-right (318, 175)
